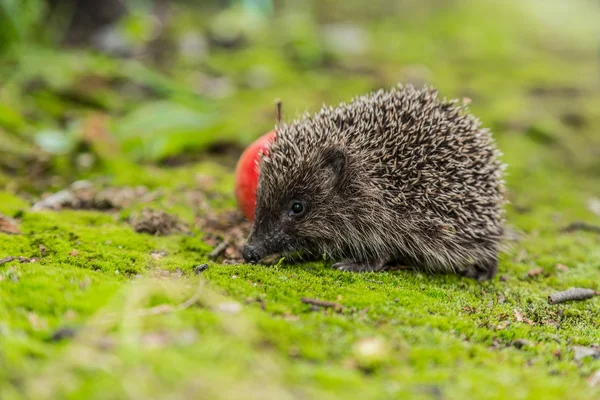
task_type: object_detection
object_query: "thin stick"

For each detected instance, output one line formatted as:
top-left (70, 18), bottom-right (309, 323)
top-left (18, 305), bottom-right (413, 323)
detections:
top-left (301, 297), bottom-right (344, 311)
top-left (561, 222), bottom-right (600, 234)
top-left (177, 279), bottom-right (206, 310)
top-left (208, 241), bottom-right (228, 260)
top-left (0, 256), bottom-right (15, 265)
top-left (275, 98), bottom-right (282, 126)
top-left (548, 288), bottom-right (598, 305)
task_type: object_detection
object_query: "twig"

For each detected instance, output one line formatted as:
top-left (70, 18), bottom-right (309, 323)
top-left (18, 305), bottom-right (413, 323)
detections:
top-left (275, 98), bottom-right (282, 126)
top-left (0, 256), bottom-right (15, 265)
top-left (177, 279), bottom-right (206, 310)
top-left (208, 241), bottom-right (228, 260)
top-left (548, 288), bottom-right (599, 305)
top-left (301, 297), bottom-right (344, 311)
top-left (561, 222), bottom-right (600, 234)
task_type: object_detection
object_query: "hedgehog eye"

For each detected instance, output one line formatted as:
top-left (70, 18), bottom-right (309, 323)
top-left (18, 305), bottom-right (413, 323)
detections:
top-left (289, 201), bottom-right (304, 216)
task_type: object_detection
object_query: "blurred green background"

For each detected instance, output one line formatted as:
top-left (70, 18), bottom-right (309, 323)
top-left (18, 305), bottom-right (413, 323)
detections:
top-left (1, 0), bottom-right (599, 191)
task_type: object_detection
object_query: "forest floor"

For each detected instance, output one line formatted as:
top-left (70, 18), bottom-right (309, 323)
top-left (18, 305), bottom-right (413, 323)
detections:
top-left (0, 1), bottom-right (599, 399)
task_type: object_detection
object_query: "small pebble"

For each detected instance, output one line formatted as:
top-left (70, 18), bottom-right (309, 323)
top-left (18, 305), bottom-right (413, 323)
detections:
top-left (353, 337), bottom-right (388, 369)
top-left (573, 346), bottom-right (600, 361)
top-left (512, 339), bottom-right (530, 349)
top-left (50, 327), bottom-right (78, 342)
top-left (216, 302), bottom-right (242, 314)
top-left (194, 264), bottom-right (209, 274)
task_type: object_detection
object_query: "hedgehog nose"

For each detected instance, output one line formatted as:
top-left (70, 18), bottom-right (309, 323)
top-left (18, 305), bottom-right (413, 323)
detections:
top-left (242, 245), bottom-right (260, 264)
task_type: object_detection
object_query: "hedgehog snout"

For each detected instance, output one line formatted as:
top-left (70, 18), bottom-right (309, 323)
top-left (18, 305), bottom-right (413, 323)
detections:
top-left (243, 224), bottom-right (290, 264)
top-left (242, 245), bottom-right (261, 264)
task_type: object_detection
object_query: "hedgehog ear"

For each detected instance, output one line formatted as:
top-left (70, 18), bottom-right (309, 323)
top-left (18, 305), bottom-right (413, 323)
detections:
top-left (321, 147), bottom-right (347, 185)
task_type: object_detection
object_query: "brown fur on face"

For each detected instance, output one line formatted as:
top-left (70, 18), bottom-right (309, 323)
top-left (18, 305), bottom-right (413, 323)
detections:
top-left (243, 85), bottom-right (506, 280)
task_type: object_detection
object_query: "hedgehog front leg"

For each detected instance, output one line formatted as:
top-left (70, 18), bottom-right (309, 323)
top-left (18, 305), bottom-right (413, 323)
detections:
top-left (460, 255), bottom-right (498, 281)
top-left (332, 259), bottom-right (390, 272)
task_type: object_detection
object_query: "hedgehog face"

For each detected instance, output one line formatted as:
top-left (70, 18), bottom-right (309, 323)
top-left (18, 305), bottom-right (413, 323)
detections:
top-left (242, 147), bottom-right (350, 264)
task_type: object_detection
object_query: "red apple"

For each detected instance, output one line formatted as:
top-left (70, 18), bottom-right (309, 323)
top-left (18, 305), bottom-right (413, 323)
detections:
top-left (235, 130), bottom-right (276, 220)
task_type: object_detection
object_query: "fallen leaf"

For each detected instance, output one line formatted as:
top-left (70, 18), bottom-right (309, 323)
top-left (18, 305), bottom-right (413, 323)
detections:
top-left (527, 267), bottom-right (543, 277)
top-left (68, 249), bottom-right (79, 257)
top-left (514, 309), bottom-right (534, 325)
top-left (514, 309), bottom-right (524, 322)
top-left (555, 263), bottom-right (569, 272)
top-left (462, 306), bottom-right (477, 314)
top-left (150, 250), bottom-right (168, 260)
top-left (0, 215), bottom-right (21, 235)
top-left (552, 349), bottom-right (562, 360)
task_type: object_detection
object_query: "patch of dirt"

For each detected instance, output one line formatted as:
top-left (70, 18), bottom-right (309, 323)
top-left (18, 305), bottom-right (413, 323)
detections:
top-left (197, 210), bottom-right (251, 264)
top-left (31, 178), bottom-right (251, 260)
top-left (130, 208), bottom-right (188, 236)
top-left (33, 181), bottom-right (161, 211)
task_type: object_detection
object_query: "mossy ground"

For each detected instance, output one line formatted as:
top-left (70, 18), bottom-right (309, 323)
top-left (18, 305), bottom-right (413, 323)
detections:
top-left (1, 1), bottom-right (599, 399)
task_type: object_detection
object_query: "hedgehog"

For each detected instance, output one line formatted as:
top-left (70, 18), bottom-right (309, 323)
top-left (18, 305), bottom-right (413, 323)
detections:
top-left (242, 85), bottom-right (506, 281)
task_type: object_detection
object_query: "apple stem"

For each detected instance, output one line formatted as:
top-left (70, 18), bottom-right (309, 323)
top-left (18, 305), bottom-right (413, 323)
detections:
top-left (275, 98), bottom-right (282, 126)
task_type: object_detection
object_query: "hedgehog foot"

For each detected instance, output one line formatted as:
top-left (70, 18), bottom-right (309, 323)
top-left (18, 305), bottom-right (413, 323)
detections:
top-left (332, 259), bottom-right (389, 272)
top-left (460, 257), bottom-right (498, 281)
